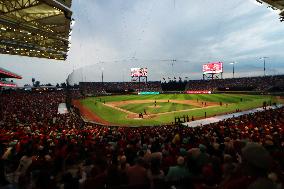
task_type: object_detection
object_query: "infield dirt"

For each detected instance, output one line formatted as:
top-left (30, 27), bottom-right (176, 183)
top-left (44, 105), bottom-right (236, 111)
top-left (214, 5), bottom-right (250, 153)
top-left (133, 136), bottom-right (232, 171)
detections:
top-left (104, 99), bottom-right (219, 119)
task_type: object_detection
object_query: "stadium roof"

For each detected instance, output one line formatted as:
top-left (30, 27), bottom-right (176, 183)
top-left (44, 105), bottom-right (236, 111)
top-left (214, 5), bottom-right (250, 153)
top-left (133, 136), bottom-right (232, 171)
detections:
top-left (0, 81), bottom-right (17, 87)
top-left (260, 0), bottom-right (284, 10)
top-left (0, 67), bottom-right (22, 79)
top-left (257, 0), bottom-right (284, 21)
top-left (0, 0), bottom-right (73, 60)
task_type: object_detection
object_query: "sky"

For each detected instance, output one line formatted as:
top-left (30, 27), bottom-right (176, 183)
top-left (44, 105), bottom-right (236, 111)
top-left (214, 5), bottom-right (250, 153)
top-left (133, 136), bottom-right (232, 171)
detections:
top-left (0, 0), bottom-right (284, 86)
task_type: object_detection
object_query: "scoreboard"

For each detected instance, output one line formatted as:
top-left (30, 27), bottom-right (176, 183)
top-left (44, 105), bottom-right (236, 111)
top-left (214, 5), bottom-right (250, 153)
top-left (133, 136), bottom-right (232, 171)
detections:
top-left (203, 62), bottom-right (223, 74)
top-left (131, 68), bottom-right (148, 77)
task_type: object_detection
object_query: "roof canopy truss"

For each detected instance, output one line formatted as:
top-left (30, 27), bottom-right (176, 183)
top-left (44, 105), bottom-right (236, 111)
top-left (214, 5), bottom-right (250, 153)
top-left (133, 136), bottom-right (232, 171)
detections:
top-left (0, 0), bottom-right (72, 60)
top-left (257, 0), bottom-right (284, 21)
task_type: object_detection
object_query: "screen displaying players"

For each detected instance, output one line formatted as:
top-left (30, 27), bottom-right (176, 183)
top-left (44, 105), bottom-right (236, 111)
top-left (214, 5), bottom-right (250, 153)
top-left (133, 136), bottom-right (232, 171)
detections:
top-left (131, 68), bottom-right (148, 77)
top-left (203, 62), bottom-right (223, 74)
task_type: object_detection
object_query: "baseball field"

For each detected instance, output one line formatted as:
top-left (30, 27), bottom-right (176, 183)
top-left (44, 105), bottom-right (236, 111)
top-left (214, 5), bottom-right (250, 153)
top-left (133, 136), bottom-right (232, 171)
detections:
top-left (74, 94), bottom-right (278, 126)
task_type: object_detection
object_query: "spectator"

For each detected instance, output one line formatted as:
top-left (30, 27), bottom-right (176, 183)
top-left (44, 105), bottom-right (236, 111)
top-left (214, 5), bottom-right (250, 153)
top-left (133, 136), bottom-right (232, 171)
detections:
top-left (147, 157), bottom-right (164, 188)
top-left (166, 156), bottom-right (191, 182)
top-left (127, 158), bottom-right (149, 186)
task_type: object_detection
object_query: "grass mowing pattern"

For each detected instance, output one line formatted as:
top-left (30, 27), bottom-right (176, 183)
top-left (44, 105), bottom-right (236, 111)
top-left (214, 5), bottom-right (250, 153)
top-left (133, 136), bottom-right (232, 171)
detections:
top-left (80, 94), bottom-right (277, 126)
top-left (119, 102), bottom-right (198, 114)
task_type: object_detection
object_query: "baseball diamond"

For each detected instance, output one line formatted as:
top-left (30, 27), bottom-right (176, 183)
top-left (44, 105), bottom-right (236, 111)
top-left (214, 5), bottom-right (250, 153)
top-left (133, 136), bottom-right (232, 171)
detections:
top-left (74, 94), bottom-right (276, 126)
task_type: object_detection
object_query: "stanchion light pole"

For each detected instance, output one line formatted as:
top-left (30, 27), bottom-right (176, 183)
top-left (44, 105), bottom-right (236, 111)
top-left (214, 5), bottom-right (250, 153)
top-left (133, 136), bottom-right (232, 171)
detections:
top-left (229, 62), bottom-right (236, 78)
top-left (101, 67), bottom-right (104, 84)
top-left (260, 57), bottom-right (269, 76)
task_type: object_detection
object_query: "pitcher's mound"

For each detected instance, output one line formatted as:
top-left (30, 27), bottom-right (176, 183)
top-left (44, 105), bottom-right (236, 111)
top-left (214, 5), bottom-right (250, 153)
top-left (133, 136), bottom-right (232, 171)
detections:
top-left (148, 105), bottom-right (161, 108)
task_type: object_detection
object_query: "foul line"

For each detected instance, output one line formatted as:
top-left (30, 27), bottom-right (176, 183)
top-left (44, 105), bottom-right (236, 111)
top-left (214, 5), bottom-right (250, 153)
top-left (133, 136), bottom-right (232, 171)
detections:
top-left (102, 101), bottom-right (219, 118)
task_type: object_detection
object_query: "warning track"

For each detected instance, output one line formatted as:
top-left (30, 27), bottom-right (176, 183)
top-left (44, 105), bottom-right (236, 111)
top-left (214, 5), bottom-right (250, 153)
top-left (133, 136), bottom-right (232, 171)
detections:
top-left (72, 100), bottom-right (111, 125)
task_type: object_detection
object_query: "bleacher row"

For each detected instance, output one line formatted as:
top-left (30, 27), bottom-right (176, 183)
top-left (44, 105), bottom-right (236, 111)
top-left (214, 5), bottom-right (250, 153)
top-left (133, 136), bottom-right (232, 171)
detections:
top-left (185, 75), bottom-right (284, 92)
top-left (79, 81), bottom-right (162, 94)
top-left (78, 75), bottom-right (284, 94)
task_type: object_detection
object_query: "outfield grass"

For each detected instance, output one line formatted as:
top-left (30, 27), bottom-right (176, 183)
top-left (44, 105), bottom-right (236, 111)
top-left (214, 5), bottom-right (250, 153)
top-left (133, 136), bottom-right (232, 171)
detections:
top-left (80, 94), bottom-right (277, 126)
top-left (119, 102), bottom-right (198, 114)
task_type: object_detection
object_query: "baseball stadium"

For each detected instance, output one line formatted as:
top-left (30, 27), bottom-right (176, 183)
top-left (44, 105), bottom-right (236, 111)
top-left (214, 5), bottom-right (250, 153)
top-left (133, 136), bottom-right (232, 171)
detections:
top-left (1, 1), bottom-right (284, 189)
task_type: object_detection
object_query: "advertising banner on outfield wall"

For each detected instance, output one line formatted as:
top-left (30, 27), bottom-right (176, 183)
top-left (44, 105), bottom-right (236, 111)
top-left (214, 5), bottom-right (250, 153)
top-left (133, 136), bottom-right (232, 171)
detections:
top-left (138, 92), bottom-right (160, 95)
top-left (186, 90), bottom-right (212, 94)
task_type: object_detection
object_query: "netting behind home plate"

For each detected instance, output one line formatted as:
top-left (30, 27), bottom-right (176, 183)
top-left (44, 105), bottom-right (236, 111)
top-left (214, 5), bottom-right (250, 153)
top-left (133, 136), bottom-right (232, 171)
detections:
top-left (66, 61), bottom-right (163, 96)
top-left (66, 61), bottom-right (149, 86)
top-left (66, 57), bottom-right (168, 87)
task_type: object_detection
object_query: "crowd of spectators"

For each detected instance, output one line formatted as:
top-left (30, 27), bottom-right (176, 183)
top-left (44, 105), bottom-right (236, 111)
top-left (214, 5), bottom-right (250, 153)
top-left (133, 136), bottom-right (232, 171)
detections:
top-left (0, 91), bottom-right (65, 125)
top-left (0, 90), bottom-right (283, 189)
top-left (186, 75), bottom-right (284, 92)
top-left (79, 75), bottom-right (284, 94)
top-left (67, 89), bottom-right (83, 100)
top-left (79, 82), bottom-right (162, 95)
top-left (161, 81), bottom-right (188, 91)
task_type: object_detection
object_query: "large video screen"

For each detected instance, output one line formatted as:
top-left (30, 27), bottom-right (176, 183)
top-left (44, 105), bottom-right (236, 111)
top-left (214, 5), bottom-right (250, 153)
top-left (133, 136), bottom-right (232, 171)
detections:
top-left (131, 68), bottom-right (148, 77)
top-left (202, 62), bottom-right (223, 74)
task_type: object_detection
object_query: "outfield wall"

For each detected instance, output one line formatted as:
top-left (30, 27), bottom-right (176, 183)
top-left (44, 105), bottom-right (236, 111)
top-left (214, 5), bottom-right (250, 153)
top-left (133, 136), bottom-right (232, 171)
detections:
top-left (214, 91), bottom-right (284, 96)
top-left (138, 92), bottom-right (160, 95)
top-left (79, 89), bottom-right (284, 98)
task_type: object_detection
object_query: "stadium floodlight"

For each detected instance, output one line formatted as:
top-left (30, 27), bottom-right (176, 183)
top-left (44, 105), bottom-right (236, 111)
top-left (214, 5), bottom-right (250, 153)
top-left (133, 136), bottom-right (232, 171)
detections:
top-left (259, 57), bottom-right (269, 76)
top-left (280, 12), bottom-right (284, 22)
top-left (71, 19), bottom-right (76, 28)
top-left (251, 0), bottom-right (263, 6)
top-left (229, 62), bottom-right (237, 78)
top-left (268, 6), bottom-right (282, 14)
